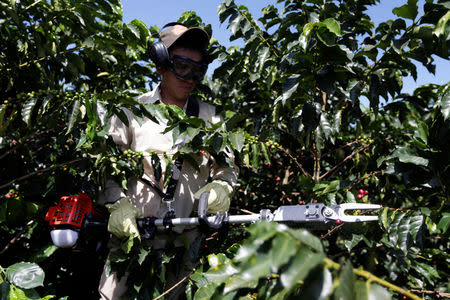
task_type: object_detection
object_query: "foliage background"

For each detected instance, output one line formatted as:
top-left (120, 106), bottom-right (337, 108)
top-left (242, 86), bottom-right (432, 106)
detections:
top-left (0, 0), bottom-right (448, 299)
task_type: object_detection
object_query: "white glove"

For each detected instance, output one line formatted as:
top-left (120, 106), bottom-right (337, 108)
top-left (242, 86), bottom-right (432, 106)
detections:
top-left (194, 180), bottom-right (233, 213)
top-left (105, 197), bottom-right (143, 241)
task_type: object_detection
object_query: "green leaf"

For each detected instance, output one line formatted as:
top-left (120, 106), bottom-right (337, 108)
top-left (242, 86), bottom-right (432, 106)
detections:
top-left (289, 229), bottom-right (324, 252)
top-left (392, 0), bottom-right (418, 20)
top-left (391, 146), bottom-right (429, 166)
top-left (0, 104), bottom-right (7, 134)
top-left (395, 211), bottom-right (423, 253)
top-left (21, 97), bottom-right (37, 126)
top-left (319, 113), bottom-right (332, 141)
top-left (260, 143), bottom-right (270, 164)
top-left (228, 13), bottom-right (244, 35)
top-left (218, 0), bottom-right (235, 23)
top-left (433, 10), bottom-right (450, 39)
top-left (211, 132), bottom-right (226, 153)
top-left (227, 131), bottom-right (245, 152)
top-left (409, 211), bottom-right (424, 241)
top-left (204, 261), bottom-right (238, 284)
top-left (258, 46), bottom-right (271, 73)
top-left (355, 281), bottom-right (392, 300)
top-left (282, 76), bottom-right (299, 104)
top-left (334, 261), bottom-right (355, 300)
top-left (239, 252), bottom-right (271, 282)
top-left (31, 245), bottom-right (59, 263)
top-left (208, 253), bottom-right (230, 268)
top-left (415, 121), bottom-right (428, 143)
top-left (440, 84), bottom-right (450, 121)
top-left (317, 26), bottom-right (336, 46)
top-left (322, 18), bottom-right (341, 36)
top-left (412, 262), bottom-right (441, 285)
top-left (137, 247), bottom-right (150, 265)
top-left (343, 234), bottom-right (364, 252)
top-left (346, 191), bottom-right (356, 203)
top-left (268, 233), bottom-right (298, 272)
top-left (6, 262), bottom-right (45, 289)
top-left (368, 284), bottom-right (391, 300)
top-left (223, 275), bottom-right (258, 293)
top-left (250, 143), bottom-right (260, 169)
top-left (235, 222), bottom-right (278, 261)
top-left (194, 282), bottom-right (219, 300)
top-left (8, 285), bottom-right (27, 300)
top-left (120, 235), bottom-right (138, 254)
top-left (331, 110), bottom-right (341, 134)
top-left (298, 268), bottom-right (333, 300)
top-left (354, 281), bottom-right (369, 300)
top-left (300, 23), bottom-right (314, 50)
top-left (151, 153), bottom-right (162, 182)
top-left (128, 19), bottom-right (150, 40)
top-left (380, 207), bottom-right (389, 231)
top-left (75, 134), bottom-right (87, 149)
top-left (279, 247), bottom-right (324, 289)
top-left (437, 212), bottom-right (450, 235)
top-left (67, 98), bottom-right (81, 133)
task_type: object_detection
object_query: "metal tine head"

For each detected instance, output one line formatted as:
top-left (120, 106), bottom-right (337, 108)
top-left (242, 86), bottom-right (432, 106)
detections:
top-left (337, 203), bottom-right (382, 210)
top-left (333, 203), bottom-right (382, 223)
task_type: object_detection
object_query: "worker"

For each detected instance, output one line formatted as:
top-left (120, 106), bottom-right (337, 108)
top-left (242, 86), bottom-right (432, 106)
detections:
top-left (98, 23), bottom-right (238, 299)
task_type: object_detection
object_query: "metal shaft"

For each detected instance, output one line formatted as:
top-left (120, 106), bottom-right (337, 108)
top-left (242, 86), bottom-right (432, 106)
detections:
top-left (152, 213), bottom-right (263, 227)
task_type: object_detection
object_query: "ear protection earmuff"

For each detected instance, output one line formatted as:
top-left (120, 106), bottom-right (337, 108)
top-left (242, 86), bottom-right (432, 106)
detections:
top-left (149, 22), bottom-right (185, 69)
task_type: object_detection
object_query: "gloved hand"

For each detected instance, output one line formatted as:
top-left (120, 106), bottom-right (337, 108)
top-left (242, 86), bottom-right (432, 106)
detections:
top-left (194, 180), bottom-right (233, 213)
top-left (106, 197), bottom-right (143, 241)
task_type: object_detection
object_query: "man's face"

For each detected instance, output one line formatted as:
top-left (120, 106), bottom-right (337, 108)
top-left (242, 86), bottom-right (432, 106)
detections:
top-left (158, 47), bottom-right (203, 102)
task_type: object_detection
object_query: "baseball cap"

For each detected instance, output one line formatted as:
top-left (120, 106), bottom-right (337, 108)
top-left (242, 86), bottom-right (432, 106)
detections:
top-left (160, 23), bottom-right (210, 51)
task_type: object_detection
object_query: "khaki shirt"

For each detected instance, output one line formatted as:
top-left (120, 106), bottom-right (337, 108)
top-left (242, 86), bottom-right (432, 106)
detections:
top-left (100, 85), bottom-right (238, 235)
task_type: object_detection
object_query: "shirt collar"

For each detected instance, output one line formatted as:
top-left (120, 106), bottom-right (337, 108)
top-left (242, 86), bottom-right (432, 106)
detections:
top-left (139, 83), bottom-right (163, 104)
top-left (141, 83), bottom-right (189, 112)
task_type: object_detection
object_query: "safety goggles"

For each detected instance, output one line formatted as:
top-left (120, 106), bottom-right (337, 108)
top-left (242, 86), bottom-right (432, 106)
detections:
top-left (169, 55), bottom-right (207, 82)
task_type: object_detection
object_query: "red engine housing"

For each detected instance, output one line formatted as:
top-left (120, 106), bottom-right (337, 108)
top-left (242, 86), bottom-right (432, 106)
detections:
top-left (45, 193), bottom-right (98, 228)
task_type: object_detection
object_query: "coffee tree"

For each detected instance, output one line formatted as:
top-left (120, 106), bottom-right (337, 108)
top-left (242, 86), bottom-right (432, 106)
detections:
top-left (0, 0), bottom-right (160, 297)
top-left (0, 0), bottom-right (448, 299)
top-left (188, 0), bottom-right (449, 299)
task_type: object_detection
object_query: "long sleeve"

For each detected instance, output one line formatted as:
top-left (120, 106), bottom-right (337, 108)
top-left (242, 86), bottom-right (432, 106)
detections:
top-left (99, 111), bottom-right (133, 204)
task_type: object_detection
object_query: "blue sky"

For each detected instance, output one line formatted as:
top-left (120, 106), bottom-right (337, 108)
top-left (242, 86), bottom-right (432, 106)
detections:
top-left (121, 0), bottom-right (448, 95)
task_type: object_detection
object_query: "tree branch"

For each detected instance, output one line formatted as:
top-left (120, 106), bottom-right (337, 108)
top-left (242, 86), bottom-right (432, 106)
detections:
top-left (0, 157), bottom-right (87, 190)
top-left (323, 258), bottom-right (422, 300)
top-left (153, 272), bottom-right (192, 300)
top-left (345, 170), bottom-right (382, 192)
top-left (277, 145), bottom-right (311, 178)
top-left (0, 220), bottom-right (35, 255)
top-left (319, 143), bottom-right (370, 180)
top-left (320, 223), bottom-right (344, 240)
top-left (312, 141), bottom-right (321, 182)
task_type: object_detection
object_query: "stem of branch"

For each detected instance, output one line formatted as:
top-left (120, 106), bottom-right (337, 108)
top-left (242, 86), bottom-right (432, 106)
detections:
top-left (346, 170), bottom-right (382, 192)
top-left (319, 143), bottom-right (370, 180)
top-left (320, 223), bottom-right (344, 240)
top-left (277, 145), bottom-right (311, 178)
top-left (323, 258), bottom-right (421, 300)
top-left (313, 141), bottom-right (321, 182)
top-left (410, 289), bottom-right (450, 298)
top-left (237, 7), bottom-right (279, 58)
top-left (153, 272), bottom-right (192, 300)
